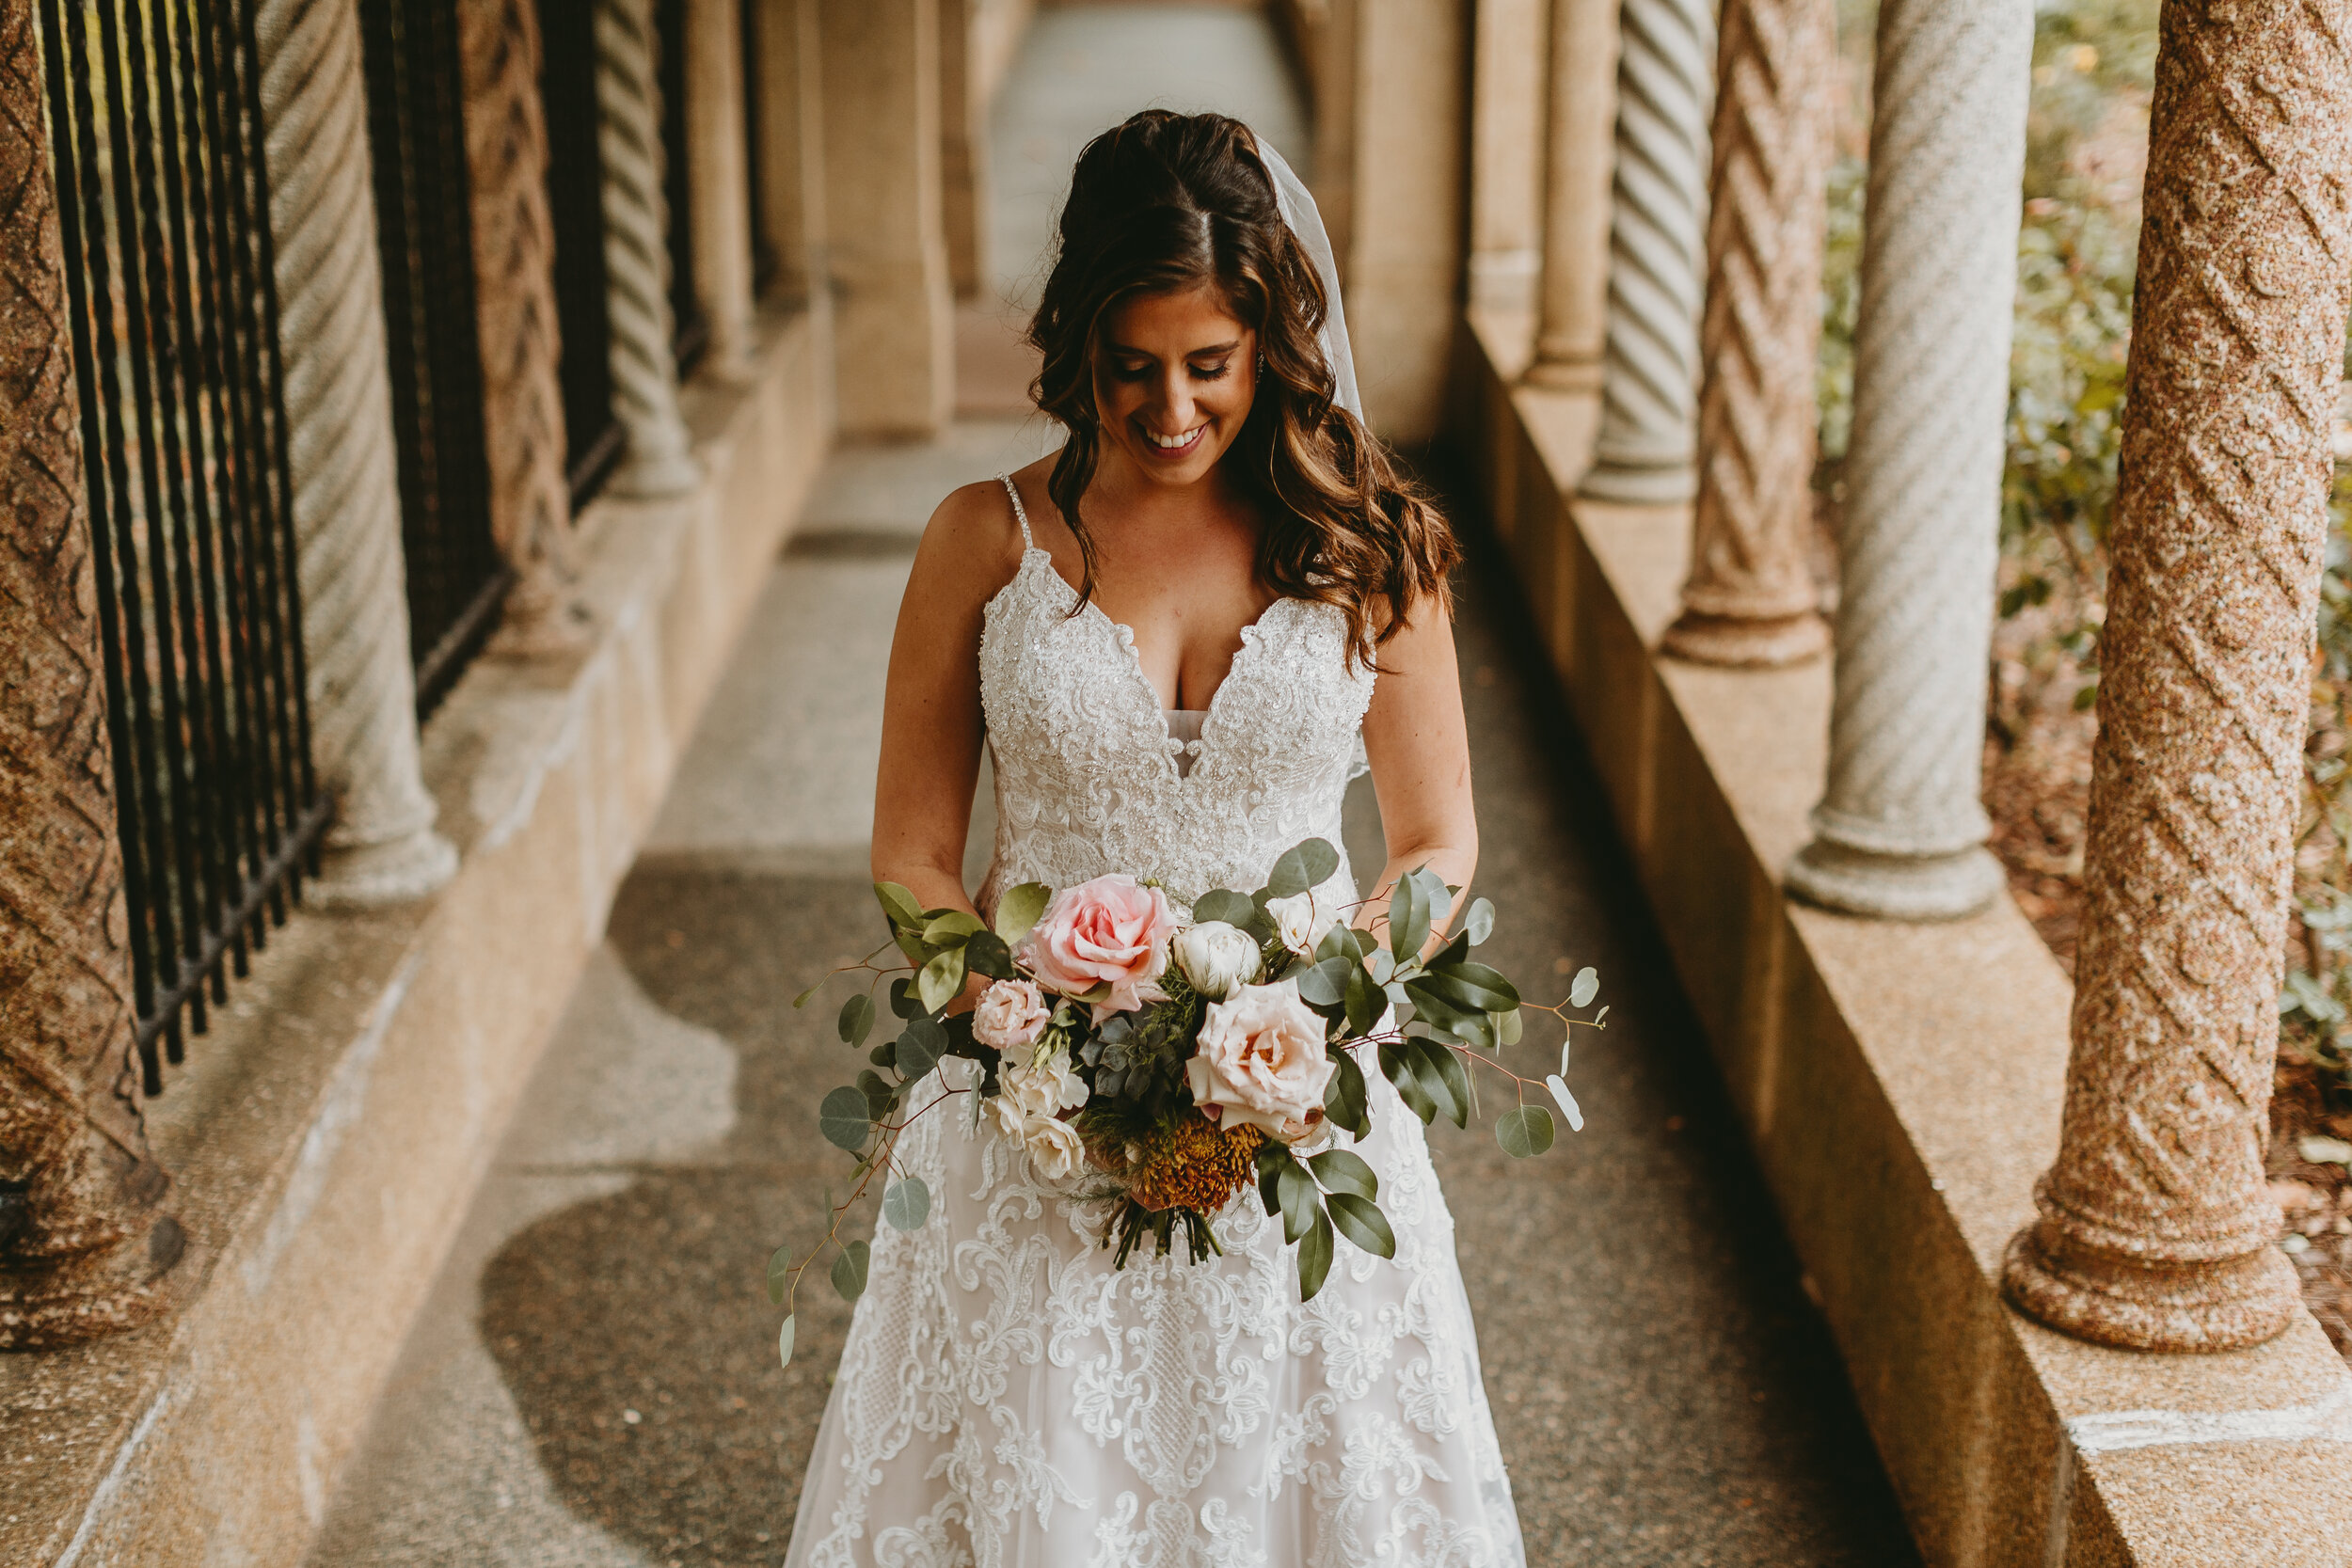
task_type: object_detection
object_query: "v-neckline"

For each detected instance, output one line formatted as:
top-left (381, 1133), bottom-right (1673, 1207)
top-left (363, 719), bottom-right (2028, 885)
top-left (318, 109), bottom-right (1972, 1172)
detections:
top-left (1021, 546), bottom-right (1288, 784)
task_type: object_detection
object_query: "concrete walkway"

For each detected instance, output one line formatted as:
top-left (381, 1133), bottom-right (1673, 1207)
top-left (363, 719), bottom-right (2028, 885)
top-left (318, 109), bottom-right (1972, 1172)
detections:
top-left (311, 8), bottom-right (1921, 1564)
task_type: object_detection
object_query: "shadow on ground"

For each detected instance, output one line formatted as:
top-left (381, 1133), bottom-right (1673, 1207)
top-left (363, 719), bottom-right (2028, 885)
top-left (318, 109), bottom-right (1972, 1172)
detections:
top-left (470, 565), bottom-right (1921, 1568)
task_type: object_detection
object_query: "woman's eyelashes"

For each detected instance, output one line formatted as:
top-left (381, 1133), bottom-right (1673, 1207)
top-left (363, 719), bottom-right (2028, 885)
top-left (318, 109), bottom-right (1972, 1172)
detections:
top-left (1109, 358), bottom-right (1233, 384)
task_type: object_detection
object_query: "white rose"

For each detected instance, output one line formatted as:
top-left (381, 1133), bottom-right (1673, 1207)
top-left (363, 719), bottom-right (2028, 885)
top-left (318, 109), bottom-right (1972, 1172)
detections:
top-left (1000, 1050), bottom-right (1088, 1117)
top-left (1263, 890), bottom-right (1338, 959)
top-left (1023, 1113), bottom-right (1086, 1180)
top-left (1172, 920), bottom-right (1262, 999)
top-left (973, 978), bottom-right (1051, 1051)
top-left (1184, 977), bottom-right (1336, 1140)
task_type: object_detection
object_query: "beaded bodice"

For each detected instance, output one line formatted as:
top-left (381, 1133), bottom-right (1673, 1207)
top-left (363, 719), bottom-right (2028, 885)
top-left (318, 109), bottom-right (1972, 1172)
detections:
top-left (977, 477), bottom-right (1375, 911)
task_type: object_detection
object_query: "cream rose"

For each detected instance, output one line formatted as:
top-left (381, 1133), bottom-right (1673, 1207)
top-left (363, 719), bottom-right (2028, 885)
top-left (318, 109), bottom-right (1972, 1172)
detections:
top-left (1022, 1113), bottom-right (1086, 1180)
top-left (1020, 874), bottom-right (1179, 1017)
top-left (1000, 1049), bottom-right (1089, 1117)
top-left (1172, 920), bottom-right (1262, 1000)
top-left (1264, 889), bottom-right (1339, 959)
top-left (972, 978), bottom-right (1051, 1051)
top-left (1185, 977), bottom-right (1336, 1140)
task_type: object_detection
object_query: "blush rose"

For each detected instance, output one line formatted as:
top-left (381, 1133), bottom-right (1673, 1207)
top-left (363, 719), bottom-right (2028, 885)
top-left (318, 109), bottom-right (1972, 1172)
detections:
top-left (1019, 874), bottom-right (1179, 1017)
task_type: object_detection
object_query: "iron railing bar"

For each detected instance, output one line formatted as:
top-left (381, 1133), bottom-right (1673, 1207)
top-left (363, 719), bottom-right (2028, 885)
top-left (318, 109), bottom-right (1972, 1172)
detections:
top-left (413, 566), bottom-right (513, 719)
top-left (170, 0), bottom-right (270, 948)
top-left (122, 0), bottom-right (231, 1037)
top-left (236, 0), bottom-right (318, 884)
top-left (94, 0), bottom-right (210, 1035)
top-left (39, 0), bottom-right (165, 1091)
top-left (132, 794), bottom-right (334, 1057)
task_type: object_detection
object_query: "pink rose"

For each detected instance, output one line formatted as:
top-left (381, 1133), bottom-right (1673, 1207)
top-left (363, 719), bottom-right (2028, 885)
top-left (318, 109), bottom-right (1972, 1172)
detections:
top-left (973, 978), bottom-right (1051, 1052)
top-left (1185, 978), bottom-right (1337, 1141)
top-left (1019, 875), bottom-right (1179, 1017)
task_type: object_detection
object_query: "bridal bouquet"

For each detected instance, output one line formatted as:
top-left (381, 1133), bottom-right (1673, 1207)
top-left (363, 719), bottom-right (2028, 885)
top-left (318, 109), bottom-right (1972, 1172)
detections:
top-left (765, 838), bottom-right (1603, 1367)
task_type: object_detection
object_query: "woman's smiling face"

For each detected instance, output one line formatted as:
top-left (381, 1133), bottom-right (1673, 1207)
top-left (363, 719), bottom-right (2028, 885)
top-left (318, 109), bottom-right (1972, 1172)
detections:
top-left (1092, 285), bottom-right (1259, 486)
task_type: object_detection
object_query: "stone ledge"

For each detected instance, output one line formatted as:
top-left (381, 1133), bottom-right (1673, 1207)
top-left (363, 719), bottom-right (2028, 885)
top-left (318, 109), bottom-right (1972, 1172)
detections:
top-left (0, 301), bottom-right (834, 1568)
top-left (1451, 309), bottom-right (2352, 1567)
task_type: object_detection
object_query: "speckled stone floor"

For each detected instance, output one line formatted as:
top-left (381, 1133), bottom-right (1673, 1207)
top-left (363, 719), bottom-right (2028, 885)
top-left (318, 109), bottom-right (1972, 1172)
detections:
top-left (309, 8), bottom-right (1922, 1564)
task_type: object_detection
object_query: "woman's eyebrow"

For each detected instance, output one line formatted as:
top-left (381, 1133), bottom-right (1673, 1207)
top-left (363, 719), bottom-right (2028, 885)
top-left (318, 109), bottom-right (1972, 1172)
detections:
top-left (1105, 340), bottom-right (1244, 358)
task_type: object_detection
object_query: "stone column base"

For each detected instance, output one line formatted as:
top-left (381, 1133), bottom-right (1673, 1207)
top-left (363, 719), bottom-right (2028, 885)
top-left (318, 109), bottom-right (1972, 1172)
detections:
top-left (313, 826), bottom-right (461, 910)
top-left (2003, 1219), bottom-right (2301, 1354)
top-left (1577, 456), bottom-right (1695, 504)
top-left (0, 1213), bottom-right (186, 1352)
top-left (1785, 836), bottom-right (2002, 921)
top-left (1661, 608), bottom-right (1829, 668)
top-left (1522, 350), bottom-right (1601, 391)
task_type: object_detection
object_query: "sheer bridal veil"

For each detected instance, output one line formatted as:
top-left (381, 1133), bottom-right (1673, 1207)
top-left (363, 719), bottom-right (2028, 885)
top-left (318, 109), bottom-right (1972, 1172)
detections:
top-left (1248, 135), bottom-right (1362, 421)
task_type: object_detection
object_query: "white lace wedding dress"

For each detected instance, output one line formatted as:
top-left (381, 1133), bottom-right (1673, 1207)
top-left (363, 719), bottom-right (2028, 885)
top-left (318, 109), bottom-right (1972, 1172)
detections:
top-left (784, 480), bottom-right (1525, 1568)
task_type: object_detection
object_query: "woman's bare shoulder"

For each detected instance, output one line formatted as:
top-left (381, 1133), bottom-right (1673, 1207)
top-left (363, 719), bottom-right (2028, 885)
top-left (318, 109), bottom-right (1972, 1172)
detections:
top-left (905, 478), bottom-right (1032, 616)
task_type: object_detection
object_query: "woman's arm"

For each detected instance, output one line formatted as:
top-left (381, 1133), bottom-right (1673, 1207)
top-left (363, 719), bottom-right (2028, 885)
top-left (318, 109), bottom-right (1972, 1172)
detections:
top-left (869, 482), bottom-right (1026, 921)
top-left (1356, 592), bottom-right (1478, 942)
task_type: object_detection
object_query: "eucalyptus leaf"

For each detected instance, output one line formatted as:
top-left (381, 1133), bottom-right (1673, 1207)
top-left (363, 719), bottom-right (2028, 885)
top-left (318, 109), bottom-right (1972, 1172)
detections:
top-left (1297, 1208), bottom-right (1334, 1302)
top-left (882, 1177), bottom-right (931, 1231)
top-left (765, 1243), bottom-right (792, 1306)
top-left (1463, 896), bottom-right (1495, 946)
top-left (875, 882), bottom-right (924, 931)
top-left (897, 1017), bottom-right (946, 1082)
top-left (1267, 838), bottom-right (1341, 898)
top-left (1192, 889), bottom-right (1257, 928)
top-left (1343, 962), bottom-right (1384, 1036)
top-left (856, 1069), bottom-right (896, 1118)
top-left (1308, 1148), bottom-right (1378, 1200)
top-left (1279, 1161), bottom-right (1320, 1243)
top-left (1325, 1050), bottom-right (1370, 1136)
top-left (994, 881), bottom-right (1052, 945)
top-left (1389, 874), bottom-right (1432, 964)
top-left (889, 977), bottom-right (922, 1019)
top-left (1569, 966), bottom-right (1600, 1008)
top-left (838, 993), bottom-right (875, 1047)
top-left (1296, 955), bottom-right (1353, 1008)
top-left (1545, 1073), bottom-right (1585, 1132)
top-left (1365, 947), bottom-right (1394, 984)
top-left (917, 947), bottom-right (966, 1015)
top-left (1494, 1007), bottom-right (1523, 1046)
top-left (1411, 1037), bottom-right (1470, 1128)
top-left (1378, 1039), bottom-right (1439, 1124)
top-left (778, 1312), bottom-right (797, 1369)
top-left (1497, 1103), bottom-right (1556, 1158)
top-left (1413, 964), bottom-right (1518, 1015)
top-left (818, 1086), bottom-right (872, 1151)
top-left (830, 1239), bottom-right (870, 1302)
top-left (792, 980), bottom-right (824, 1009)
top-left (923, 911), bottom-right (986, 946)
top-left (868, 1039), bottom-right (898, 1069)
top-left (964, 929), bottom-right (1015, 980)
top-left (1326, 1192), bottom-right (1396, 1258)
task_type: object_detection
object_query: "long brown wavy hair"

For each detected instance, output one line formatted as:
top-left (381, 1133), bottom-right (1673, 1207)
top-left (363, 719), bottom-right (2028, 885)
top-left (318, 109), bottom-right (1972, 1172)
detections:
top-left (1026, 110), bottom-right (1457, 664)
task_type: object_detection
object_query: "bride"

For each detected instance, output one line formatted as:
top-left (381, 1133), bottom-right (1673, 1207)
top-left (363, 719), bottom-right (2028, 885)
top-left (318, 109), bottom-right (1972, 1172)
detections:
top-left (786, 111), bottom-right (1523, 1568)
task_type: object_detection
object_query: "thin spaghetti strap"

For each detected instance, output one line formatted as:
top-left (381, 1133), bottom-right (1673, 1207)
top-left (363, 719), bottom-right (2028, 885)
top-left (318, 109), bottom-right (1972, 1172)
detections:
top-left (998, 474), bottom-right (1034, 551)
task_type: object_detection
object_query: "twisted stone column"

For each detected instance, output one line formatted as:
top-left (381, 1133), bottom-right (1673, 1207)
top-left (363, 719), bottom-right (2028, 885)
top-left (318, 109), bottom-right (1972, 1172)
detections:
top-left (2003, 0), bottom-right (2352, 1353)
top-left (1525, 0), bottom-right (1618, 388)
top-left (0, 0), bottom-right (184, 1348)
top-left (458, 0), bottom-right (582, 653)
top-left (594, 0), bottom-right (699, 497)
top-left (1467, 0), bottom-right (1547, 316)
top-left (1574, 0), bottom-right (1711, 501)
top-left (683, 0), bottom-right (755, 381)
top-left (1783, 0), bottom-right (2029, 919)
top-left (1660, 0), bottom-right (1834, 666)
top-left (256, 0), bottom-right (457, 906)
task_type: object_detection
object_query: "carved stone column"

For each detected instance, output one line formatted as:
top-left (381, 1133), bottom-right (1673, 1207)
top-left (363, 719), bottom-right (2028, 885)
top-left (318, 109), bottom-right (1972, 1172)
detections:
top-left (1525, 0), bottom-right (1618, 388)
top-left (0, 0), bottom-right (185, 1348)
top-left (1782, 0), bottom-right (2028, 919)
top-left (255, 0), bottom-right (458, 906)
top-left (1573, 0), bottom-right (1711, 500)
top-left (1467, 0), bottom-right (1547, 316)
top-left (753, 0), bottom-right (824, 304)
top-left (457, 0), bottom-right (581, 652)
top-left (1659, 0), bottom-right (1834, 667)
top-left (2003, 0), bottom-right (2351, 1353)
top-left (595, 0), bottom-right (700, 497)
top-left (683, 0), bottom-right (755, 380)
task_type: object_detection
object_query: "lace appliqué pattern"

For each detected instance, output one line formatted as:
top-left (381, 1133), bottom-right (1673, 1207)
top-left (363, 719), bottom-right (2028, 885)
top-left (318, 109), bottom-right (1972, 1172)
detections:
top-left (784, 482), bottom-right (1525, 1568)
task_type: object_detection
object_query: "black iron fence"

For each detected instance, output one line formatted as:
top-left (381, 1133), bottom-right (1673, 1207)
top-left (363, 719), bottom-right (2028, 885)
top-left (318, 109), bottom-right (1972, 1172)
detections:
top-left (533, 0), bottom-right (623, 510)
top-left (656, 0), bottom-right (703, 374)
top-left (37, 0), bottom-right (327, 1090)
top-left (358, 0), bottom-right (508, 717)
